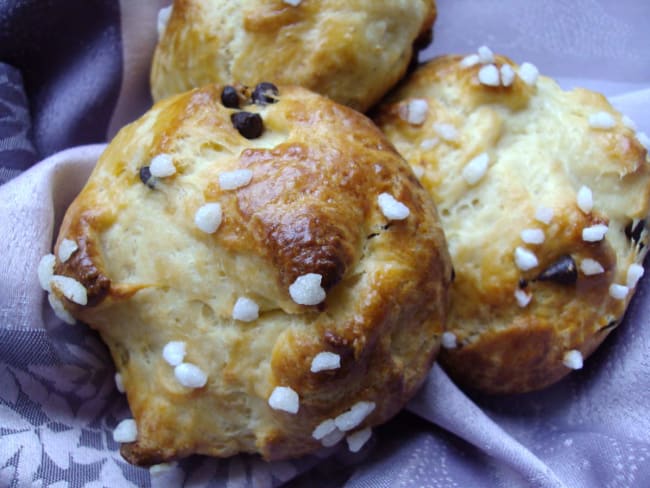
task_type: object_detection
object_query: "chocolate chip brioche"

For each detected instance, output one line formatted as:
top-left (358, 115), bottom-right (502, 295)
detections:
top-left (374, 52), bottom-right (650, 394)
top-left (43, 83), bottom-right (451, 463)
top-left (151, 0), bottom-right (436, 111)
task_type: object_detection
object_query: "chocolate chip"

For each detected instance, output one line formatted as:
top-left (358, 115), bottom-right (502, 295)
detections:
top-left (139, 166), bottom-right (155, 189)
top-left (221, 85), bottom-right (240, 109)
top-left (536, 255), bottom-right (577, 284)
top-left (231, 111), bottom-right (264, 139)
top-left (252, 82), bottom-right (279, 105)
top-left (518, 278), bottom-right (528, 289)
top-left (451, 268), bottom-right (456, 282)
top-left (625, 219), bottom-right (645, 244)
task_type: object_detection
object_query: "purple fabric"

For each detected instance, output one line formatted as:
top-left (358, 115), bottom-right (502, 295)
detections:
top-left (1, 0), bottom-right (649, 486)
top-left (0, 0), bottom-right (123, 157)
top-left (0, 63), bottom-right (37, 183)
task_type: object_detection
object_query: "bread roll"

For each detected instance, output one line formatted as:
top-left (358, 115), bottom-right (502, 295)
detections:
top-left (374, 53), bottom-right (650, 393)
top-left (151, 0), bottom-right (436, 111)
top-left (46, 83), bottom-right (451, 463)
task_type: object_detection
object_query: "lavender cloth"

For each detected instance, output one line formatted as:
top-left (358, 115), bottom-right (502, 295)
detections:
top-left (1, 1), bottom-right (649, 486)
top-left (0, 64), bottom-right (38, 184)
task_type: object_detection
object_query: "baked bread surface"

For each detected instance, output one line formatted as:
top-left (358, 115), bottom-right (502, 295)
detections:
top-left (375, 55), bottom-right (650, 393)
top-left (51, 84), bottom-right (451, 463)
top-left (150, 0), bottom-right (436, 111)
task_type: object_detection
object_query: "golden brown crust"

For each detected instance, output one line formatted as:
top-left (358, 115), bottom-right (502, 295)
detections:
top-left (374, 54), bottom-right (650, 394)
top-left (151, 0), bottom-right (436, 111)
top-left (52, 84), bottom-right (451, 463)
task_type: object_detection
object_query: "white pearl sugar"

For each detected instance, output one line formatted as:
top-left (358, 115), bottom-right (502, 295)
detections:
top-left (520, 229), bottom-right (545, 245)
top-left (268, 386), bottom-right (300, 414)
top-left (576, 186), bottom-right (593, 213)
top-left (310, 352), bottom-right (341, 373)
top-left (312, 419), bottom-right (337, 440)
top-left (346, 427), bottom-right (372, 453)
top-left (174, 362), bottom-right (208, 388)
top-left (149, 462), bottom-right (178, 477)
top-left (420, 139), bottom-right (437, 150)
top-left (477, 45), bottom-right (494, 64)
top-left (462, 152), bottom-right (489, 185)
top-left (219, 169), bottom-right (253, 190)
top-left (478, 64), bottom-right (500, 87)
top-left (514, 247), bottom-right (539, 271)
top-left (377, 193), bottom-right (410, 220)
top-left (588, 112), bottom-right (616, 130)
top-left (433, 123), bottom-right (458, 142)
top-left (149, 153), bottom-right (176, 177)
top-left (580, 258), bottom-right (604, 276)
top-left (194, 203), bottom-right (223, 234)
top-left (38, 254), bottom-right (56, 292)
top-left (115, 373), bottom-right (125, 393)
top-left (582, 224), bottom-right (608, 242)
top-left (609, 284), bottom-right (629, 300)
top-left (562, 350), bottom-right (583, 370)
top-left (48, 293), bottom-right (75, 325)
top-left (441, 331), bottom-right (457, 349)
top-left (519, 62), bottom-right (539, 86)
top-left (232, 296), bottom-right (259, 321)
top-left (321, 428), bottom-right (345, 447)
top-left (627, 263), bottom-right (644, 289)
top-left (58, 239), bottom-right (78, 263)
top-left (500, 64), bottom-right (515, 87)
top-left (113, 419), bottom-right (138, 443)
top-left (412, 165), bottom-right (425, 179)
top-left (289, 273), bottom-right (326, 305)
top-left (162, 341), bottom-right (186, 366)
top-left (157, 5), bottom-right (173, 39)
top-left (459, 54), bottom-right (480, 68)
top-left (514, 289), bottom-right (532, 308)
top-left (283, 0), bottom-right (302, 6)
top-left (535, 207), bottom-right (554, 225)
top-left (50, 275), bottom-right (88, 305)
top-left (403, 99), bottom-right (428, 125)
top-left (334, 401), bottom-right (376, 432)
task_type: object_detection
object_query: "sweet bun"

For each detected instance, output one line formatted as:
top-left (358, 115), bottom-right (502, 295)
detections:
top-left (374, 53), bottom-right (650, 394)
top-left (150, 0), bottom-right (436, 111)
top-left (46, 83), bottom-right (451, 464)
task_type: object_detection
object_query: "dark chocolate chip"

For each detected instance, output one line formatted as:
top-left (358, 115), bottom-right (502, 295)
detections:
top-left (221, 85), bottom-right (240, 109)
top-left (518, 278), bottom-right (528, 289)
top-left (451, 268), bottom-right (456, 282)
top-left (536, 255), bottom-right (577, 285)
top-left (139, 166), bottom-right (156, 189)
top-left (231, 111), bottom-right (264, 139)
top-left (252, 82), bottom-right (279, 105)
top-left (625, 219), bottom-right (645, 244)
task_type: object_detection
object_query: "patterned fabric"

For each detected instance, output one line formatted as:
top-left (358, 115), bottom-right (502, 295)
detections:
top-left (0, 0), bottom-right (122, 157)
top-left (1, 1), bottom-right (649, 487)
top-left (0, 64), bottom-right (37, 184)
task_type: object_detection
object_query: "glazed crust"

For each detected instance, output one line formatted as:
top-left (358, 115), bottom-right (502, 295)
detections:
top-left (374, 55), bottom-right (650, 394)
top-left (52, 84), bottom-right (451, 463)
top-left (150, 0), bottom-right (436, 111)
